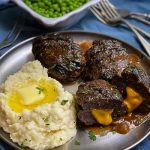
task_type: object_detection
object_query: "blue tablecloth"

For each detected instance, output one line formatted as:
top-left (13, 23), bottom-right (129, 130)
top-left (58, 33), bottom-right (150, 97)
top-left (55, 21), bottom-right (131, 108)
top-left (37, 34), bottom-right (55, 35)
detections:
top-left (0, 0), bottom-right (150, 149)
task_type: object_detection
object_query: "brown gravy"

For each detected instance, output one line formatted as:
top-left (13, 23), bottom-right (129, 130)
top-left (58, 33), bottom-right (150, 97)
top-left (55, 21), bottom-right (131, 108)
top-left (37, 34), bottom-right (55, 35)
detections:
top-left (79, 41), bottom-right (92, 54)
top-left (86, 112), bottom-right (150, 135)
top-left (78, 41), bottom-right (149, 135)
top-left (128, 54), bottom-right (141, 65)
top-left (79, 41), bottom-right (142, 66)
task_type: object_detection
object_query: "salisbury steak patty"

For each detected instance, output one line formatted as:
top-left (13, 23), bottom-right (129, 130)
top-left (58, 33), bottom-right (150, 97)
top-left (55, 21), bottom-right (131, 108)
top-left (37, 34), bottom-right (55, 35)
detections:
top-left (32, 33), bottom-right (86, 83)
top-left (122, 65), bottom-right (150, 100)
top-left (83, 40), bottom-right (129, 81)
top-left (76, 80), bottom-right (128, 125)
top-left (78, 110), bottom-right (97, 125)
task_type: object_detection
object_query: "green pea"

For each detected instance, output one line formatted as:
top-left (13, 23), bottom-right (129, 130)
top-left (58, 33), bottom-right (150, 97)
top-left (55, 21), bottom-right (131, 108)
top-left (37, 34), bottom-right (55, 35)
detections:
top-left (24, 0), bottom-right (89, 18)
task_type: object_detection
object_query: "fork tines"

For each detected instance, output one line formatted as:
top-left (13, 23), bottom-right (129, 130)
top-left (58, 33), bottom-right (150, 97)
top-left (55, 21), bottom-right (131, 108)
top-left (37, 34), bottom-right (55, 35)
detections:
top-left (90, 0), bottom-right (120, 23)
top-left (0, 15), bottom-right (25, 50)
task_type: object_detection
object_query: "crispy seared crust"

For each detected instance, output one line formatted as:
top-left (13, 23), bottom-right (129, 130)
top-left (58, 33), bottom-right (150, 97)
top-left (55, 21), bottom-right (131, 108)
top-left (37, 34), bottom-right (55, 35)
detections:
top-left (122, 65), bottom-right (150, 100)
top-left (83, 40), bottom-right (129, 81)
top-left (32, 33), bottom-right (86, 84)
top-left (32, 36), bottom-right (150, 126)
top-left (76, 80), bottom-right (128, 125)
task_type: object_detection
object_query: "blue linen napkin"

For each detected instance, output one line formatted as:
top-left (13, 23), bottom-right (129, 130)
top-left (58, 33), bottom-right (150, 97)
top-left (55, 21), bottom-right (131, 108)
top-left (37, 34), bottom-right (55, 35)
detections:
top-left (0, 0), bottom-right (150, 149)
top-left (0, 0), bottom-right (9, 5)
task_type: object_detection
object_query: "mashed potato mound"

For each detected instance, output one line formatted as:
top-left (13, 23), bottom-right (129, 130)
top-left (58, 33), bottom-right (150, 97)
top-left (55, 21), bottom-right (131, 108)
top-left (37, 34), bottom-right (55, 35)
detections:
top-left (0, 61), bottom-right (76, 150)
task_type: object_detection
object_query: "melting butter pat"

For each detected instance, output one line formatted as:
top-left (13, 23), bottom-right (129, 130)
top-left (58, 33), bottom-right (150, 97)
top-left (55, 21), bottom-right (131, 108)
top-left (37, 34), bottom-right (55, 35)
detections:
top-left (124, 87), bottom-right (143, 112)
top-left (17, 85), bottom-right (45, 105)
top-left (91, 109), bottom-right (113, 126)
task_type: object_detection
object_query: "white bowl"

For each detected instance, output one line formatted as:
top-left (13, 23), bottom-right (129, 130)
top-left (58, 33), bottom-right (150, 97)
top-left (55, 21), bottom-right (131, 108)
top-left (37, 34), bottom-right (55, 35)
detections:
top-left (11, 0), bottom-right (100, 29)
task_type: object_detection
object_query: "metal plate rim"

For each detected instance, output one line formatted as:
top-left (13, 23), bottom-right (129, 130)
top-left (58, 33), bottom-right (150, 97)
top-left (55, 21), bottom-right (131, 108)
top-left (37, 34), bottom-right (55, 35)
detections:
top-left (0, 31), bottom-right (149, 150)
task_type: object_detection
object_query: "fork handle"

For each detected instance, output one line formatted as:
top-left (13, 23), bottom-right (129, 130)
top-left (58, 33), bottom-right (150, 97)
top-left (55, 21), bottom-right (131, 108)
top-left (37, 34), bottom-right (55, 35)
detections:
top-left (131, 24), bottom-right (150, 39)
top-left (130, 12), bottom-right (150, 21)
top-left (131, 15), bottom-right (150, 26)
top-left (122, 19), bottom-right (150, 56)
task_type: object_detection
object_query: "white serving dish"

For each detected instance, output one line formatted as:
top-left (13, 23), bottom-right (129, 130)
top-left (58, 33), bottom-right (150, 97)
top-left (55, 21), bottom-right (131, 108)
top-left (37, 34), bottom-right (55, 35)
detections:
top-left (11, 0), bottom-right (100, 29)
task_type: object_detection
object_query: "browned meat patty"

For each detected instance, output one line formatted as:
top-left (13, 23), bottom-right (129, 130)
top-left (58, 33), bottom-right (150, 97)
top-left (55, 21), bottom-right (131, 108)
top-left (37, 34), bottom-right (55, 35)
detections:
top-left (83, 40), bottom-right (129, 81)
top-left (122, 65), bottom-right (150, 100)
top-left (78, 110), bottom-right (97, 125)
top-left (32, 33), bottom-right (86, 83)
top-left (76, 80), bottom-right (128, 125)
top-left (111, 76), bottom-right (127, 98)
top-left (112, 65), bottom-right (150, 118)
top-left (111, 65), bottom-right (150, 112)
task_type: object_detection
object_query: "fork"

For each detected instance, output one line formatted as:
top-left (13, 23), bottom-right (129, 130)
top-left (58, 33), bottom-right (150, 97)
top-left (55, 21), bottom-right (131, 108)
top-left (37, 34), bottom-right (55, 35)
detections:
top-left (116, 8), bottom-right (150, 25)
top-left (0, 16), bottom-right (24, 50)
top-left (91, 1), bottom-right (150, 39)
top-left (90, 0), bottom-right (150, 56)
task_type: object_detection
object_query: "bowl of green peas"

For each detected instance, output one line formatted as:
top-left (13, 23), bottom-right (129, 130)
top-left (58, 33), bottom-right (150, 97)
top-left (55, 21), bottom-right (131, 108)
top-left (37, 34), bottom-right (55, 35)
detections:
top-left (11, 0), bottom-right (100, 28)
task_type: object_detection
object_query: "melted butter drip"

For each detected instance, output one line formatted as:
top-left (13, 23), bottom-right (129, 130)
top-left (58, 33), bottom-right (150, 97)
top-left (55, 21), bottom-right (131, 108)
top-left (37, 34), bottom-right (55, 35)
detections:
top-left (124, 87), bottom-right (143, 112)
top-left (7, 79), bottom-right (58, 113)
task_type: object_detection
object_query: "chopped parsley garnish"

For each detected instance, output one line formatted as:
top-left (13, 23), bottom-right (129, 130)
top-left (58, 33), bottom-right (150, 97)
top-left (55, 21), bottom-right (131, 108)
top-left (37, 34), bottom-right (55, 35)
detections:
top-left (21, 143), bottom-right (25, 148)
top-left (112, 131), bottom-right (116, 134)
top-left (61, 100), bottom-right (68, 105)
top-left (88, 131), bottom-right (96, 141)
top-left (112, 85), bottom-right (117, 89)
top-left (43, 117), bottom-right (49, 123)
top-left (74, 140), bottom-right (80, 145)
top-left (36, 87), bottom-right (44, 94)
top-left (114, 89), bottom-right (118, 94)
top-left (50, 64), bottom-right (57, 69)
top-left (81, 90), bottom-right (89, 94)
top-left (92, 87), bottom-right (99, 92)
top-left (60, 138), bottom-right (63, 141)
top-left (21, 139), bottom-right (28, 148)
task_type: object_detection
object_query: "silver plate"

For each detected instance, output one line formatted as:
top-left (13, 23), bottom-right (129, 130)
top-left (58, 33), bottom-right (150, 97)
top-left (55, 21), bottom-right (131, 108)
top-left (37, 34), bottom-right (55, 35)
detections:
top-left (0, 31), bottom-right (150, 150)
